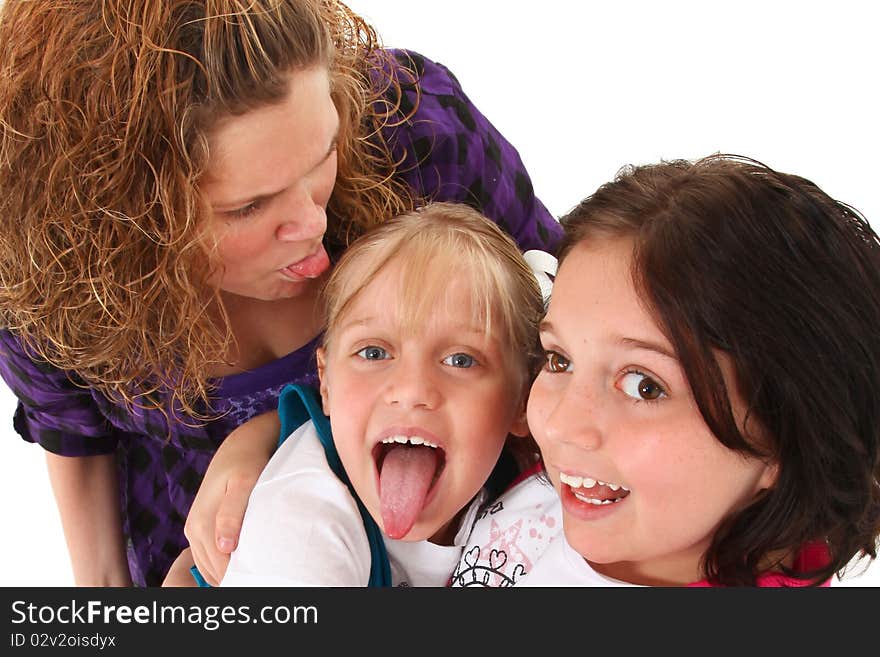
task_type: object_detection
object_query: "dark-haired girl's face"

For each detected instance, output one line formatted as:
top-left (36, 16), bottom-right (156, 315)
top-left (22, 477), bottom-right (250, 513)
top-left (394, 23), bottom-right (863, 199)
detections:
top-left (528, 237), bottom-right (777, 585)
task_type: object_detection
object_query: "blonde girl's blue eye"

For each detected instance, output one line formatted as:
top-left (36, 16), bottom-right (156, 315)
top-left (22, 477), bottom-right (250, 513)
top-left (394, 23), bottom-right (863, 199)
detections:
top-left (356, 346), bottom-right (389, 361)
top-left (443, 353), bottom-right (476, 368)
top-left (619, 371), bottom-right (666, 401)
top-left (543, 350), bottom-right (571, 373)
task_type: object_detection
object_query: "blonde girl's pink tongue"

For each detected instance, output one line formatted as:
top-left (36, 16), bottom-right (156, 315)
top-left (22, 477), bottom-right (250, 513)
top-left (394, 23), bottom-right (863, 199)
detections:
top-left (378, 445), bottom-right (440, 539)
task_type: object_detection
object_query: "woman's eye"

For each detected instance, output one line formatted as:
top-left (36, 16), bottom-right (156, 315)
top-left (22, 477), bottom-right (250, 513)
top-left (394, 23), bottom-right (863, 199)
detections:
top-left (443, 353), bottom-right (475, 368)
top-left (227, 199), bottom-right (262, 220)
top-left (543, 351), bottom-right (571, 373)
top-left (619, 371), bottom-right (666, 401)
top-left (356, 346), bottom-right (389, 361)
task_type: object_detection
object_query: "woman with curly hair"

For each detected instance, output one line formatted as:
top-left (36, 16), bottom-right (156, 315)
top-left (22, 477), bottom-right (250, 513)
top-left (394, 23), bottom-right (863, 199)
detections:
top-left (0, 0), bottom-right (561, 586)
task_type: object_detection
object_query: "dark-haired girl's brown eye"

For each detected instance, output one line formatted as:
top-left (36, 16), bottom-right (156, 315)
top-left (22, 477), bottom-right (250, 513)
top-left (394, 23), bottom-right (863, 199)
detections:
top-left (619, 371), bottom-right (666, 401)
top-left (544, 351), bottom-right (571, 373)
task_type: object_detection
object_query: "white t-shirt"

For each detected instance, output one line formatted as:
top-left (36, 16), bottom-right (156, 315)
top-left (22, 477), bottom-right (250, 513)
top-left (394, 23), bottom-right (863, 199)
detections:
top-left (221, 421), bottom-right (483, 587)
top-left (451, 472), bottom-right (638, 587)
top-left (450, 471), bottom-right (562, 587)
top-left (517, 535), bottom-right (639, 587)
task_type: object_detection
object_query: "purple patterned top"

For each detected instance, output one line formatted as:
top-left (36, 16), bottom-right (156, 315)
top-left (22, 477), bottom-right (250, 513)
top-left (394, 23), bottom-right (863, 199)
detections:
top-left (0, 50), bottom-right (562, 586)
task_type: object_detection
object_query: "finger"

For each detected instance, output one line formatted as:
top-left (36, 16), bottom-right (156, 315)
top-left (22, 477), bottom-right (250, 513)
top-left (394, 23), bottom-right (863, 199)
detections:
top-left (206, 552), bottom-right (229, 586)
top-left (190, 540), bottom-right (221, 587)
top-left (214, 475), bottom-right (257, 554)
top-left (184, 519), bottom-right (218, 585)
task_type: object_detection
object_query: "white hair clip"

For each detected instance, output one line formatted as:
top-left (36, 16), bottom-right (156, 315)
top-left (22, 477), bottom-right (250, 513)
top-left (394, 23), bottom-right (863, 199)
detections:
top-left (523, 249), bottom-right (557, 307)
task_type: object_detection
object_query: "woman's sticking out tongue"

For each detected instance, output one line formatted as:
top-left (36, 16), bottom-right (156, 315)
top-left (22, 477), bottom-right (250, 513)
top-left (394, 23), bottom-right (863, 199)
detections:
top-left (379, 445), bottom-right (440, 539)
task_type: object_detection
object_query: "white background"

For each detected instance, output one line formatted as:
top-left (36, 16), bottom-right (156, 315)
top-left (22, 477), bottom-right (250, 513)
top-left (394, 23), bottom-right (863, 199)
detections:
top-left (1, 0), bottom-right (877, 586)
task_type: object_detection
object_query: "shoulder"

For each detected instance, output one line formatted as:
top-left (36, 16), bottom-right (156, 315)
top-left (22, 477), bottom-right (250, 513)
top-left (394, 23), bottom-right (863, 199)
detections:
top-left (368, 49), bottom-right (562, 254)
top-left (472, 473), bottom-right (561, 542)
top-left (0, 328), bottom-right (71, 386)
top-left (378, 48), bottom-right (486, 139)
top-left (518, 539), bottom-right (641, 587)
top-left (490, 470), bottom-right (560, 514)
top-left (0, 328), bottom-right (122, 454)
top-left (225, 421), bottom-right (372, 586)
top-left (372, 48), bottom-right (461, 99)
top-left (257, 420), bottom-right (342, 487)
top-left (392, 48), bottom-right (464, 100)
top-left (450, 474), bottom-right (562, 587)
top-left (250, 420), bottom-right (358, 527)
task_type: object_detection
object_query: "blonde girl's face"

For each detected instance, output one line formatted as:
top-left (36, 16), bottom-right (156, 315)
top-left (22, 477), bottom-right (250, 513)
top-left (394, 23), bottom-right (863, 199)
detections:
top-left (200, 66), bottom-right (339, 302)
top-left (528, 238), bottom-right (777, 586)
top-left (317, 263), bottom-right (529, 545)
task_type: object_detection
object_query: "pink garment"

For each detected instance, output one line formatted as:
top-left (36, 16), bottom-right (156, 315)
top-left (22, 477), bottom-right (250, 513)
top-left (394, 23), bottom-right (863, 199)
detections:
top-left (687, 542), bottom-right (832, 587)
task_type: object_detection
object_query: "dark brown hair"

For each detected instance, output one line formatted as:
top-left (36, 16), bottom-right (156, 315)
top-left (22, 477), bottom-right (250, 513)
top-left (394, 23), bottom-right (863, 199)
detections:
top-left (559, 154), bottom-right (880, 585)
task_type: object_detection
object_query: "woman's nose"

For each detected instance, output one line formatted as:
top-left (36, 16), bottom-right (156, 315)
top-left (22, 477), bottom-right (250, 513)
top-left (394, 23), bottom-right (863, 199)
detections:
top-left (276, 196), bottom-right (327, 242)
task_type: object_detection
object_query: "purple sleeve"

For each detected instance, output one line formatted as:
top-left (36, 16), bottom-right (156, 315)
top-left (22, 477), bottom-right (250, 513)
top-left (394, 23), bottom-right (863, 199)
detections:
top-left (382, 50), bottom-right (563, 254)
top-left (0, 329), bottom-right (117, 456)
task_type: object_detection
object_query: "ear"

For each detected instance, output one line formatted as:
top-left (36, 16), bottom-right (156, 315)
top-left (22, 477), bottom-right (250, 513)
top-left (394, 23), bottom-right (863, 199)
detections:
top-left (757, 459), bottom-right (779, 491)
top-left (508, 392), bottom-right (530, 438)
top-left (316, 347), bottom-right (330, 412)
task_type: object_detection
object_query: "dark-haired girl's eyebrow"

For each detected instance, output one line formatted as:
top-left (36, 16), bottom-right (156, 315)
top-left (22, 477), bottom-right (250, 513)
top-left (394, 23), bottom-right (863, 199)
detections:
top-left (620, 337), bottom-right (678, 361)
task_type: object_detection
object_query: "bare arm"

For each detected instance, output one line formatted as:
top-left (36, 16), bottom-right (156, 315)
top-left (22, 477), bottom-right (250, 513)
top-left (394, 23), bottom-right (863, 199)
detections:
top-left (162, 547), bottom-right (198, 587)
top-left (45, 452), bottom-right (132, 587)
top-left (184, 410), bottom-right (279, 585)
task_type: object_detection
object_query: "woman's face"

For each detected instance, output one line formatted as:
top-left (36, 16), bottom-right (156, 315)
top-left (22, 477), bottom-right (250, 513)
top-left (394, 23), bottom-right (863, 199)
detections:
top-left (528, 237), bottom-right (776, 586)
top-left (200, 66), bottom-right (339, 302)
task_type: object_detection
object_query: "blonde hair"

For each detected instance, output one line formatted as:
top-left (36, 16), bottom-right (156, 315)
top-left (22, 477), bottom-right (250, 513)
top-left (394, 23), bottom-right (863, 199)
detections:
top-left (0, 1), bottom-right (417, 418)
top-left (322, 202), bottom-right (544, 387)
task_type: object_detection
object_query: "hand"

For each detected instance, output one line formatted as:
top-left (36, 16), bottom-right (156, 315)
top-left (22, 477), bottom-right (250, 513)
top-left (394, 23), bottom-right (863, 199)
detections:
top-left (183, 411), bottom-right (279, 586)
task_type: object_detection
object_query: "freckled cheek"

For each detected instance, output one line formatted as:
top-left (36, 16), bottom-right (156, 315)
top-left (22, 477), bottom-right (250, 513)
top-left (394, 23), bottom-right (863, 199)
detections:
top-left (525, 384), bottom-right (553, 445)
top-left (216, 242), bottom-right (249, 268)
top-left (214, 224), bottom-right (270, 266)
top-left (619, 430), bottom-right (683, 491)
top-left (622, 427), bottom-right (720, 504)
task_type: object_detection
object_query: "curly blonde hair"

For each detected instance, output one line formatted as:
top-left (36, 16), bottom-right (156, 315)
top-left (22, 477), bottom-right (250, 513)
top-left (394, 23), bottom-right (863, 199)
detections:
top-left (0, 0), bottom-right (416, 420)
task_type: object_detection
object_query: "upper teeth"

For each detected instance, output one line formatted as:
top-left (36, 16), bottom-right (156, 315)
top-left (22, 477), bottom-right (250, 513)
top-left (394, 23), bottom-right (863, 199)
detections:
top-left (559, 472), bottom-right (629, 492)
top-left (381, 435), bottom-right (439, 449)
